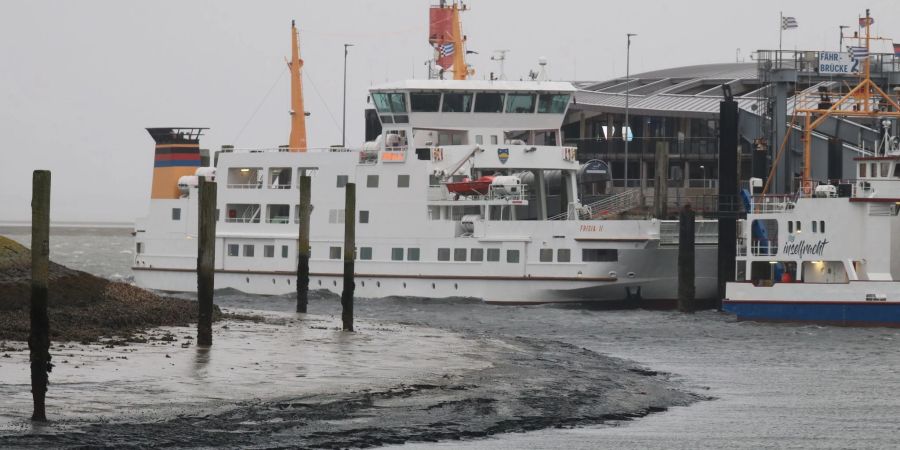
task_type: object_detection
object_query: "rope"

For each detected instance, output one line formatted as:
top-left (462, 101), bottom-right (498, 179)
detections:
top-left (232, 66), bottom-right (288, 145)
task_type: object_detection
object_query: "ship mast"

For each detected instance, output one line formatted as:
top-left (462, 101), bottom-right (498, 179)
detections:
top-left (450, 2), bottom-right (468, 80)
top-left (430, 1), bottom-right (471, 80)
top-left (288, 20), bottom-right (308, 152)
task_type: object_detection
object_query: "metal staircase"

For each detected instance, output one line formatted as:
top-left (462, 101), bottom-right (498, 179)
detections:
top-left (549, 189), bottom-right (642, 220)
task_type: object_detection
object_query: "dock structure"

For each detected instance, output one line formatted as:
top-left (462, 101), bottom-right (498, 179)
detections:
top-left (565, 46), bottom-right (900, 204)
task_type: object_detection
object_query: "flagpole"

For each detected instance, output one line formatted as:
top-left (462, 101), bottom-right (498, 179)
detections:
top-left (779, 11), bottom-right (783, 56)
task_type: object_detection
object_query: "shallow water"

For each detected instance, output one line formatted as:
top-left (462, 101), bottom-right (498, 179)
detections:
top-left (4, 226), bottom-right (900, 449)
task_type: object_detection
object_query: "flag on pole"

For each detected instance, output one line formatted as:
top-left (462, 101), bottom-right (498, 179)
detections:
top-left (859, 17), bottom-right (874, 27)
top-left (781, 16), bottom-right (798, 30)
top-left (849, 46), bottom-right (869, 61)
top-left (894, 43), bottom-right (900, 57)
top-left (439, 42), bottom-right (455, 57)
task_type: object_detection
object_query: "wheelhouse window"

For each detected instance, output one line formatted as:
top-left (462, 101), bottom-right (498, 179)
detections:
top-left (441, 92), bottom-right (473, 112)
top-left (537, 94), bottom-right (570, 113)
top-left (410, 93), bottom-right (441, 112)
top-left (474, 93), bottom-right (504, 113)
top-left (372, 92), bottom-right (407, 113)
top-left (505, 94), bottom-right (535, 113)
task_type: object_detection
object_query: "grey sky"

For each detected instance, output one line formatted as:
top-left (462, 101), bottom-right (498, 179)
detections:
top-left (1, 0), bottom-right (897, 223)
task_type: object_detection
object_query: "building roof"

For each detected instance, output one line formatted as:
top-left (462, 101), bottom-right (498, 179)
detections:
top-left (370, 79), bottom-right (575, 92)
top-left (571, 63), bottom-right (760, 118)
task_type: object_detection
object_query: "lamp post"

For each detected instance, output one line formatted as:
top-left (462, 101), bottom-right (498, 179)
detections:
top-left (625, 33), bottom-right (636, 188)
top-left (342, 43), bottom-right (354, 148)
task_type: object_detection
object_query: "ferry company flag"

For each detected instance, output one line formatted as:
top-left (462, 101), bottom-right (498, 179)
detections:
top-left (895, 44), bottom-right (900, 57)
top-left (782, 16), bottom-right (798, 30)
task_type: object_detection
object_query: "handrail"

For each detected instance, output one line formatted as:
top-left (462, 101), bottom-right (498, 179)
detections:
top-left (549, 189), bottom-right (642, 220)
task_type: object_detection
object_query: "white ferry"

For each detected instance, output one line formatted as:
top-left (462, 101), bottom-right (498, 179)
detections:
top-left (724, 20), bottom-right (900, 324)
top-left (132, 22), bottom-right (718, 304)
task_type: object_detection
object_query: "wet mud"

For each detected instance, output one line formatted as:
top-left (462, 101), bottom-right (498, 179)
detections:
top-left (0, 332), bottom-right (700, 448)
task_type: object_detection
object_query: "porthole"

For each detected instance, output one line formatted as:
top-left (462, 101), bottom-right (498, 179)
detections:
top-left (318, 280), bottom-right (322, 286)
top-left (361, 281), bottom-right (365, 287)
top-left (246, 277), bottom-right (250, 283)
top-left (333, 280), bottom-right (337, 287)
top-left (287, 279), bottom-right (291, 285)
top-left (377, 281), bottom-right (381, 288)
top-left (272, 278), bottom-right (276, 284)
top-left (432, 283), bottom-right (436, 289)
top-left (454, 283), bottom-right (458, 290)
top-left (627, 272), bottom-right (636, 279)
top-left (403, 282), bottom-right (407, 288)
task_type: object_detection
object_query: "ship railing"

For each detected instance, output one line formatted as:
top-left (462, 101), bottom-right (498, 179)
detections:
top-left (222, 147), bottom-right (354, 154)
top-left (225, 217), bottom-right (261, 223)
top-left (428, 184), bottom-right (529, 203)
top-left (227, 183), bottom-right (262, 189)
top-left (265, 217), bottom-right (291, 224)
top-left (748, 194), bottom-right (798, 214)
top-left (659, 220), bottom-right (719, 245)
top-left (750, 239), bottom-right (778, 256)
top-left (551, 189), bottom-right (641, 220)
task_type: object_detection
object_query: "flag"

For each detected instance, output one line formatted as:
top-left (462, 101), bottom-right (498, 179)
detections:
top-left (439, 42), bottom-right (455, 57)
top-left (782, 16), bottom-right (798, 30)
top-left (859, 17), bottom-right (874, 27)
top-left (849, 46), bottom-right (869, 61)
top-left (894, 43), bottom-right (900, 57)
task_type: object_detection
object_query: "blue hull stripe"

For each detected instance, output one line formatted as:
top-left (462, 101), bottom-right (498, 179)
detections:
top-left (723, 301), bottom-right (900, 326)
top-left (154, 160), bottom-right (201, 168)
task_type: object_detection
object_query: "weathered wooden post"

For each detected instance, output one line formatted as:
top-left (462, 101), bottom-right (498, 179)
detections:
top-left (197, 178), bottom-right (216, 346)
top-left (717, 89), bottom-right (740, 310)
top-left (341, 182), bottom-right (356, 331)
top-left (654, 141), bottom-right (669, 219)
top-left (678, 204), bottom-right (696, 313)
top-left (29, 170), bottom-right (51, 422)
top-left (297, 175), bottom-right (311, 313)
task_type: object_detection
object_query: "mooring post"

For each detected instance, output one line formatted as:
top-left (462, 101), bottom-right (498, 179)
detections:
top-left (653, 141), bottom-right (669, 219)
top-left (297, 175), bottom-right (311, 313)
top-left (341, 182), bottom-right (356, 331)
top-left (29, 170), bottom-right (51, 422)
top-left (678, 204), bottom-right (696, 313)
top-left (197, 178), bottom-right (216, 346)
top-left (717, 92), bottom-right (740, 309)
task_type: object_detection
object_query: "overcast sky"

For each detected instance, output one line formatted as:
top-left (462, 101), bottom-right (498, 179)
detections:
top-left (1, 0), bottom-right (897, 223)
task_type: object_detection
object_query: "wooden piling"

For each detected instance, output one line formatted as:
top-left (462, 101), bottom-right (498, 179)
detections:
top-left (197, 178), bottom-right (216, 346)
top-left (341, 183), bottom-right (356, 331)
top-left (653, 141), bottom-right (669, 219)
top-left (678, 204), bottom-right (696, 313)
top-left (297, 175), bottom-right (311, 313)
top-left (29, 170), bottom-right (51, 422)
top-left (717, 95), bottom-right (740, 308)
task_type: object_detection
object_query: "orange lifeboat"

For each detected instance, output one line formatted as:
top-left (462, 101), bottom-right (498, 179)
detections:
top-left (445, 176), bottom-right (494, 196)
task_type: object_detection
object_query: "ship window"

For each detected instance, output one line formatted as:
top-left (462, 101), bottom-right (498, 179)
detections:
top-left (582, 249), bottom-right (617, 262)
top-left (859, 163), bottom-right (866, 177)
top-left (282, 245), bottom-right (289, 258)
top-left (506, 249), bottom-right (520, 263)
top-left (297, 167), bottom-right (319, 178)
top-left (391, 248), bottom-right (404, 261)
top-left (394, 115), bottom-right (409, 123)
top-left (171, 208), bottom-right (181, 221)
top-left (215, 209), bottom-right (220, 221)
top-left (438, 248), bottom-right (451, 261)
top-left (796, 221), bottom-right (802, 233)
top-left (359, 210), bottom-right (369, 223)
top-left (881, 163), bottom-right (890, 178)
top-left (360, 247), bottom-right (373, 260)
top-left (812, 221), bottom-right (817, 233)
top-left (397, 174), bottom-right (410, 188)
top-left (243, 245), bottom-right (255, 257)
top-left (894, 164), bottom-right (900, 178)
top-left (267, 167), bottom-right (292, 189)
top-left (367, 174), bottom-right (379, 188)
top-left (136, 242), bottom-right (144, 254)
top-left (337, 175), bottom-right (349, 188)
top-left (442, 92), bottom-right (473, 112)
top-left (475, 135), bottom-right (484, 145)
top-left (490, 135), bottom-right (498, 145)
top-left (329, 246), bottom-right (341, 260)
top-left (227, 244), bottom-right (239, 256)
top-left (788, 221), bottom-right (793, 233)
top-left (264, 245), bottom-right (275, 258)
top-left (380, 115), bottom-right (394, 124)
top-left (505, 94), bottom-right (536, 113)
top-left (454, 248), bottom-right (467, 261)
top-left (388, 93), bottom-right (407, 113)
top-left (470, 248), bottom-right (484, 261)
top-left (410, 93), bottom-right (441, 112)
top-left (820, 221), bottom-right (825, 233)
top-left (557, 249), bottom-right (571, 262)
top-left (538, 94), bottom-right (570, 114)
top-left (372, 93), bottom-right (391, 113)
top-left (407, 248), bottom-right (420, 261)
top-left (871, 163), bottom-right (877, 178)
top-left (474, 93), bottom-right (504, 113)
top-left (539, 248), bottom-right (553, 262)
top-left (487, 248), bottom-right (500, 262)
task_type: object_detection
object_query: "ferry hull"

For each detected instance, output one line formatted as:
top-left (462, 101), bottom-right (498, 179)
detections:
top-left (724, 282), bottom-right (900, 326)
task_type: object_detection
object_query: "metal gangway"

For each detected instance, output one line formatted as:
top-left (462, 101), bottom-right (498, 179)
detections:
top-left (549, 189), bottom-right (642, 220)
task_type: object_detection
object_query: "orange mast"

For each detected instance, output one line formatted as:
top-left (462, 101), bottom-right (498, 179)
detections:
top-left (288, 20), bottom-right (308, 152)
top-left (450, 2), bottom-right (468, 80)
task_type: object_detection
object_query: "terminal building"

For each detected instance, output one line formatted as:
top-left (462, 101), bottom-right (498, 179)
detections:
top-left (563, 50), bottom-right (900, 216)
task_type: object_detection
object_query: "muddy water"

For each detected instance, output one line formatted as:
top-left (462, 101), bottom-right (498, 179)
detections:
top-left (4, 227), bottom-right (900, 448)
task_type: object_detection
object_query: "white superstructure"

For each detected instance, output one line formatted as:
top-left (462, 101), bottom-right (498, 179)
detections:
top-left (133, 80), bottom-right (718, 304)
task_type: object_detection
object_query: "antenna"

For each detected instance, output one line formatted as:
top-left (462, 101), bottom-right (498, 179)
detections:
top-left (490, 49), bottom-right (510, 80)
